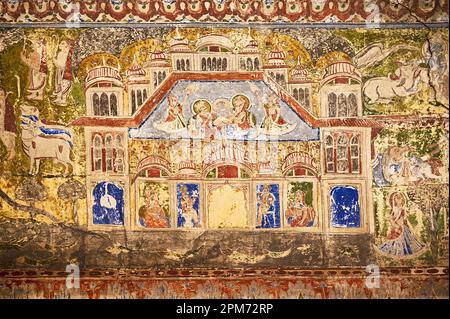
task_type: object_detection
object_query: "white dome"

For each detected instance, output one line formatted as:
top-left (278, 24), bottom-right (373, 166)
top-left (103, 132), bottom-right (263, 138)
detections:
top-left (195, 34), bottom-right (234, 51)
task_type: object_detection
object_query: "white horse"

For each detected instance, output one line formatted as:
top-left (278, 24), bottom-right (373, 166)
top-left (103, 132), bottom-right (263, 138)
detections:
top-left (20, 105), bottom-right (73, 175)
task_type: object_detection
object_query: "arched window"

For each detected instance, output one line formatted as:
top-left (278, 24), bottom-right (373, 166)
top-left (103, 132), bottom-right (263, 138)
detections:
top-left (205, 165), bottom-right (250, 179)
top-left (110, 93), bottom-right (118, 116)
top-left (186, 59), bottom-right (190, 71)
top-left (180, 59), bottom-right (185, 71)
top-left (222, 58), bottom-right (227, 70)
top-left (162, 71), bottom-right (166, 81)
top-left (293, 88), bottom-right (299, 101)
top-left (304, 88), bottom-right (310, 109)
top-left (246, 57), bottom-right (253, 71)
top-left (328, 93), bottom-right (337, 117)
top-left (298, 88), bottom-right (305, 105)
top-left (158, 71), bottom-right (163, 85)
top-left (100, 93), bottom-right (109, 116)
top-left (350, 135), bottom-right (360, 173)
top-left (143, 89), bottom-right (148, 102)
top-left (201, 58), bottom-right (206, 71)
top-left (336, 134), bottom-right (349, 173)
top-left (325, 135), bottom-right (335, 173)
top-left (280, 74), bottom-right (286, 87)
top-left (137, 90), bottom-right (143, 107)
top-left (240, 58), bottom-right (246, 70)
top-left (217, 58), bottom-right (222, 71)
top-left (105, 134), bottom-right (114, 172)
top-left (207, 57), bottom-right (211, 71)
top-left (212, 57), bottom-right (217, 71)
top-left (131, 90), bottom-right (136, 115)
top-left (153, 72), bottom-right (157, 88)
top-left (176, 59), bottom-right (181, 71)
top-left (91, 132), bottom-right (125, 174)
top-left (348, 93), bottom-right (358, 117)
top-left (254, 58), bottom-right (260, 70)
top-left (92, 134), bottom-right (103, 172)
top-left (338, 93), bottom-right (348, 117)
top-left (93, 93), bottom-right (100, 115)
top-left (114, 134), bottom-right (124, 173)
top-left (276, 73), bottom-right (281, 84)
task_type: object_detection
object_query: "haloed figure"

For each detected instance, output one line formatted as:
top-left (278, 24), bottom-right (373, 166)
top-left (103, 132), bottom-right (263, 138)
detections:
top-left (139, 186), bottom-right (169, 228)
top-left (231, 94), bottom-right (256, 131)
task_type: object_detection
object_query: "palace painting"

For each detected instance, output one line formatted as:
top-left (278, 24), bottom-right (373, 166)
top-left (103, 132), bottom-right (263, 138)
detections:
top-left (0, 0), bottom-right (448, 299)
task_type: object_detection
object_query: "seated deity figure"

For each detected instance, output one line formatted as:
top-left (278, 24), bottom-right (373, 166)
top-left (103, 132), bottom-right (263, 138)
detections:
top-left (285, 190), bottom-right (316, 227)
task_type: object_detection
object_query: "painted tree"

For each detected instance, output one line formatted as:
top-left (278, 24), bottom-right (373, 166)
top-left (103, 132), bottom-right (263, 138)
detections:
top-left (407, 185), bottom-right (449, 265)
top-left (57, 178), bottom-right (86, 224)
top-left (15, 178), bottom-right (48, 219)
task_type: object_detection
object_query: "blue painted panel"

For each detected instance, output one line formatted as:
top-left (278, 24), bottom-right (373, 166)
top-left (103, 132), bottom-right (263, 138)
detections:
top-left (92, 182), bottom-right (125, 225)
top-left (177, 183), bottom-right (201, 228)
top-left (330, 185), bottom-right (360, 228)
top-left (256, 184), bottom-right (281, 229)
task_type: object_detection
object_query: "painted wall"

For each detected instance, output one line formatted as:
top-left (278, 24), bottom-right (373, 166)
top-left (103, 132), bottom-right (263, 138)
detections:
top-left (0, 1), bottom-right (448, 299)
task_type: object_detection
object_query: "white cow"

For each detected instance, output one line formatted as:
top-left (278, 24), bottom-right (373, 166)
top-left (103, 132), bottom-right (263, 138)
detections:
top-left (363, 62), bottom-right (430, 104)
top-left (20, 105), bottom-right (73, 175)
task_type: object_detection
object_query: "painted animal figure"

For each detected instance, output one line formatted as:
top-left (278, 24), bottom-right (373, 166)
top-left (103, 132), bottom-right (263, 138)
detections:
top-left (363, 62), bottom-right (429, 104)
top-left (353, 43), bottom-right (419, 69)
top-left (20, 105), bottom-right (73, 175)
top-left (381, 145), bottom-right (442, 185)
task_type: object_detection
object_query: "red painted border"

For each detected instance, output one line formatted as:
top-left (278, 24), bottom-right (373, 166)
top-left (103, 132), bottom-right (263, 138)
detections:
top-left (0, 0), bottom-right (448, 23)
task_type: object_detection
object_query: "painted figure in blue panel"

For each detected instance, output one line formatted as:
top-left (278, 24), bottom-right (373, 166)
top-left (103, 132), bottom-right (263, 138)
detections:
top-left (377, 192), bottom-right (426, 258)
top-left (256, 184), bottom-right (280, 228)
top-left (177, 184), bottom-right (200, 228)
top-left (330, 186), bottom-right (360, 228)
top-left (92, 182), bottom-right (124, 225)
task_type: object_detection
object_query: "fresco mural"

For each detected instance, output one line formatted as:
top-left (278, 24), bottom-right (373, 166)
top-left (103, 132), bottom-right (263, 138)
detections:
top-left (285, 181), bottom-right (317, 227)
top-left (330, 185), bottom-right (361, 228)
top-left (256, 183), bottom-right (281, 229)
top-left (176, 183), bottom-right (201, 228)
top-left (92, 182), bottom-right (125, 226)
top-left (0, 0), bottom-right (448, 299)
top-left (137, 180), bottom-right (170, 228)
top-left (129, 80), bottom-right (319, 141)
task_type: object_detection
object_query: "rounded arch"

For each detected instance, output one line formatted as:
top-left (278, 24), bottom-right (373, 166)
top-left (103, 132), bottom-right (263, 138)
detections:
top-left (282, 164), bottom-right (318, 178)
top-left (202, 162), bottom-right (254, 179)
top-left (133, 155), bottom-right (172, 183)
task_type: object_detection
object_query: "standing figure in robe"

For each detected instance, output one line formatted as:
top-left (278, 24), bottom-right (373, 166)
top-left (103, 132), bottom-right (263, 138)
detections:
top-left (178, 185), bottom-right (200, 228)
top-left (188, 99), bottom-right (216, 140)
top-left (20, 38), bottom-right (48, 100)
top-left (260, 94), bottom-right (295, 134)
top-left (155, 93), bottom-right (186, 133)
top-left (231, 94), bottom-right (256, 131)
top-left (256, 185), bottom-right (277, 228)
top-left (154, 84), bottom-right (197, 134)
top-left (377, 192), bottom-right (426, 258)
top-left (52, 39), bottom-right (75, 105)
top-left (249, 83), bottom-right (296, 136)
